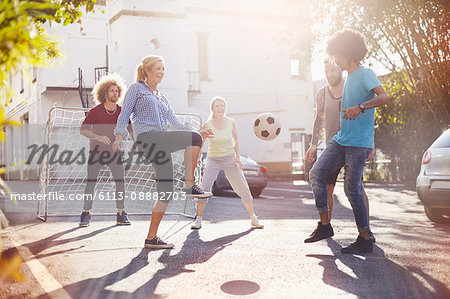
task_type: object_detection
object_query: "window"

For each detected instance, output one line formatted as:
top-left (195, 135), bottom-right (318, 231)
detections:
top-left (197, 32), bottom-right (210, 81)
top-left (290, 58), bottom-right (300, 77)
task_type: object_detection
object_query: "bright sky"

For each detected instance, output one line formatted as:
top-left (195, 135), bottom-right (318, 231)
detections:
top-left (309, 19), bottom-right (391, 81)
top-left (310, 41), bottom-right (327, 81)
top-left (310, 40), bottom-right (391, 81)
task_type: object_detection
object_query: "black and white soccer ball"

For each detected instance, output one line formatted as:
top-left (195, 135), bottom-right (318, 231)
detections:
top-left (253, 113), bottom-right (281, 141)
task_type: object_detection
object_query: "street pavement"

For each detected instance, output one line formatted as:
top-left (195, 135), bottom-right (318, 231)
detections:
top-left (1, 180), bottom-right (449, 298)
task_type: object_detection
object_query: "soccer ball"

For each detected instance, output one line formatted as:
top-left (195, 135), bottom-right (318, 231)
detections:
top-left (253, 113), bottom-right (281, 141)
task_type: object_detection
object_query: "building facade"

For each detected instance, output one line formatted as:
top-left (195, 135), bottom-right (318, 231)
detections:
top-left (2, 0), bottom-right (314, 180)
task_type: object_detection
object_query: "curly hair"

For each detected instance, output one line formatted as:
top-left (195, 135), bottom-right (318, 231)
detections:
top-left (326, 29), bottom-right (368, 64)
top-left (91, 73), bottom-right (126, 104)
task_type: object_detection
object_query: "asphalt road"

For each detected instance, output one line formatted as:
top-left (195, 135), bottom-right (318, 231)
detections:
top-left (1, 180), bottom-right (449, 298)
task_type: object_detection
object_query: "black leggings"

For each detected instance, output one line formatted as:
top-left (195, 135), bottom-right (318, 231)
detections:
top-left (84, 151), bottom-right (125, 210)
top-left (136, 130), bottom-right (202, 200)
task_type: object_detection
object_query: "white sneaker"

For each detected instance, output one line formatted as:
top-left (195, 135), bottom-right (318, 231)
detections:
top-left (191, 217), bottom-right (202, 229)
top-left (251, 215), bottom-right (264, 229)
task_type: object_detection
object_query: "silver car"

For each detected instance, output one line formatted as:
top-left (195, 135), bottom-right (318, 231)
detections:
top-left (201, 153), bottom-right (268, 198)
top-left (416, 126), bottom-right (450, 224)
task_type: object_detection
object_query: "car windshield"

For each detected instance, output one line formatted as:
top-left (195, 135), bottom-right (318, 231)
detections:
top-left (241, 155), bottom-right (258, 165)
top-left (431, 129), bottom-right (450, 148)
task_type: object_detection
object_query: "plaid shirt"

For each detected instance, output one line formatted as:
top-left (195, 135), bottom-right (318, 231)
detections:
top-left (114, 80), bottom-right (186, 139)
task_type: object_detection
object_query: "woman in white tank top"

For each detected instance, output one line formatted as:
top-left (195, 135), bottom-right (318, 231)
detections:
top-left (191, 96), bottom-right (264, 229)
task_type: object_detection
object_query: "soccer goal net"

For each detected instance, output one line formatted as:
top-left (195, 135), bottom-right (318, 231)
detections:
top-left (37, 106), bottom-right (202, 221)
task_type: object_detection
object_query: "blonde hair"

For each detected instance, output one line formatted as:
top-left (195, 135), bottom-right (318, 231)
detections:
top-left (136, 55), bottom-right (164, 81)
top-left (208, 96), bottom-right (227, 121)
top-left (91, 73), bottom-right (126, 105)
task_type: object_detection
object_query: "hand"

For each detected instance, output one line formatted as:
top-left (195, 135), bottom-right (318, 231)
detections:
top-left (367, 148), bottom-right (375, 161)
top-left (196, 159), bottom-right (202, 168)
top-left (112, 135), bottom-right (123, 152)
top-left (342, 105), bottom-right (362, 120)
top-left (200, 128), bottom-right (214, 138)
top-left (235, 157), bottom-right (243, 169)
top-left (94, 135), bottom-right (111, 145)
top-left (305, 145), bottom-right (317, 163)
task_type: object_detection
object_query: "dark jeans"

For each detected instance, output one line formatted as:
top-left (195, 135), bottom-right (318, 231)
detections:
top-left (136, 130), bottom-right (202, 202)
top-left (84, 151), bottom-right (125, 210)
top-left (310, 140), bottom-right (372, 232)
top-left (326, 168), bottom-right (340, 185)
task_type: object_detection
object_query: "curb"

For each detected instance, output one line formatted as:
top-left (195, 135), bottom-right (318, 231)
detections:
top-left (0, 207), bottom-right (9, 229)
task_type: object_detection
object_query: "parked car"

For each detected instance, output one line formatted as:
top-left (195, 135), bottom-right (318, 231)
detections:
top-left (416, 126), bottom-right (450, 224)
top-left (200, 153), bottom-right (268, 197)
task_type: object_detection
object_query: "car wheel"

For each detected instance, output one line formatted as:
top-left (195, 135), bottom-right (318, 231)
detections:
top-left (250, 188), bottom-right (263, 198)
top-left (424, 205), bottom-right (450, 224)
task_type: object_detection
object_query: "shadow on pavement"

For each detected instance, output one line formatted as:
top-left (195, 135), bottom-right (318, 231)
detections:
top-left (305, 238), bottom-right (450, 299)
top-left (51, 229), bottom-right (253, 298)
top-left (18, 225), bottom-right (117, 259)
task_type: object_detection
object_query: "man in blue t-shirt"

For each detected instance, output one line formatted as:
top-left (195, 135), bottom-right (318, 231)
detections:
top-left (304, 29), bottom-right (390, 254)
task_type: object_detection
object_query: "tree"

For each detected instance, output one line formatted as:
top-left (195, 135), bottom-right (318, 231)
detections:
top-left (0, 0), bottom-right (98, 100)
top-left (311, 0), bottom-right (450, 181)
top-left (0, 0), bottom-right (97, 282)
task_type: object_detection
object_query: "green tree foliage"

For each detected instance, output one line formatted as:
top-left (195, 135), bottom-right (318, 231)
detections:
top-left (312, 0), bottom-right (450, 181)
top-left (0, 0), bottom-right (97, 96)
top-left (0, 0), bottom-right (96, 281)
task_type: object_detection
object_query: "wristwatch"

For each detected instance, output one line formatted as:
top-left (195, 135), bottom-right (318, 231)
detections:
top-left (359, 103), bottom-right (366, 113)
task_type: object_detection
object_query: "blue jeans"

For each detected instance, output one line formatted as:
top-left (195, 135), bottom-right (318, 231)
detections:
top-left (309, 140), bottom-right (372, 233)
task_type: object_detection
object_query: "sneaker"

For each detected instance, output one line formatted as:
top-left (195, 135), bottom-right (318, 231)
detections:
top-left (341, 235), bottom-right (373, 254)
top-left (369, 231), bottom-right (376, 243)
top-left (304, 222), bottom-right (334, 243)
top-left (117, 211), bottom-right (131, 225)
top-left (183, 184), bottom-right (213, 198)
top-left (144, 237), bottom-right (174, 249)
top-left (251, 215), bottom-right (264, 229)
top-left (79, 211), bottom-right (91, 227)
top-left (191, 217), bottom-right (202, 229)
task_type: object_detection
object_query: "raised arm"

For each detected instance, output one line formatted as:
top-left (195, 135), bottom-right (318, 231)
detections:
top-left (342, 85), bottom-right (389, 120)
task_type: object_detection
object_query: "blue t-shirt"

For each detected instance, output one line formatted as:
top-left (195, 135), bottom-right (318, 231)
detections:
top-left (333, 66), bottom-right (381, 148)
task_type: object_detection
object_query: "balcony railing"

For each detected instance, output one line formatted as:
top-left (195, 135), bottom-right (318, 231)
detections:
top-left (95, 66), bottom-right (108, 83)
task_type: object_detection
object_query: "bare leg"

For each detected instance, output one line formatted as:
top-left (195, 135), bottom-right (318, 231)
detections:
top-left (319, 212), bottom-right (329, 225)
top-left (184, 145), bottom-right (200, 187)
top-left (146, 200), bottom-right (169, 239)
top-left (196, 202), bottom-right (207, 217)
top-left (326, 184), bottom-right (335, 221)
top-left (243, 201), bottom-right (255, 217)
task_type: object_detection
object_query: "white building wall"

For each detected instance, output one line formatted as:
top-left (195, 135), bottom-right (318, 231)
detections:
top-left (107, 0), bottom-right (314, 170)
top-left (3, 0), bottom-right (315, 179)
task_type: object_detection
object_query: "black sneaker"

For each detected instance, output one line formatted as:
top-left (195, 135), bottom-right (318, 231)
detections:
top-left (369, 231), bottom-right (376, 243)
top-left (341, 235), bottom-right (373, 254)
top-left (144, 237), bottom-right (174, 249)
top-left (79, 211), bottom-right (91, 227)
top-left (183, 184), bottom-right (212, 198)
top-left (117, 211), bottom-right (131, 225)
top-left (304, 222), bottom-right (334, 243)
